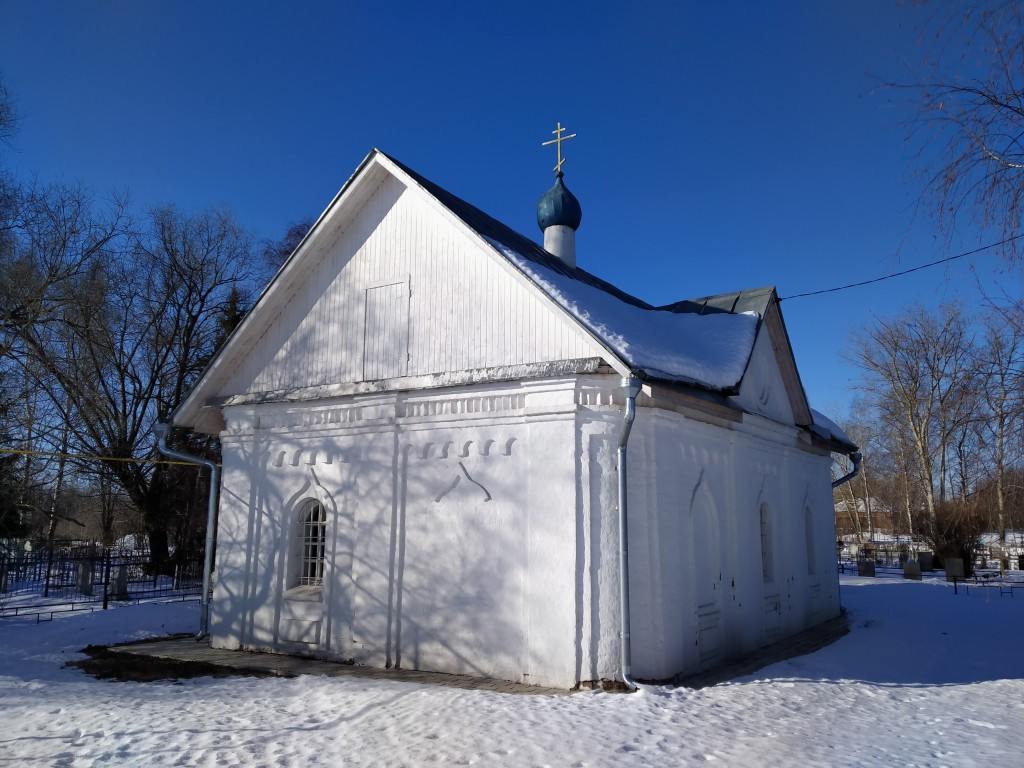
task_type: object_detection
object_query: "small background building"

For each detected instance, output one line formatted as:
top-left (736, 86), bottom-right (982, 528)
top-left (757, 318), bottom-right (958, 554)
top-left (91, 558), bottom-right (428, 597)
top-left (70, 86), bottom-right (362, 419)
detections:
top-left (173, 148), bottom-right (856, 689)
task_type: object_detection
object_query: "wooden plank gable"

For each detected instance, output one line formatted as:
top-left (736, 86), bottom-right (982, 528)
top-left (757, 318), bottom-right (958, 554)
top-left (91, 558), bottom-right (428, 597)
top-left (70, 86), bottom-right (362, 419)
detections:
top-left (732, 328), bottom-right (796, 426)
top-left (218, 171), bottom-right (603, 403)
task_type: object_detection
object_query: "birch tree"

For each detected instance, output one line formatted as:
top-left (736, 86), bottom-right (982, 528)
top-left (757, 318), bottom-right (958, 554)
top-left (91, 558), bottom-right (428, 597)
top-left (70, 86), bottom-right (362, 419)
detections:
top-left (851, 303), bottom-right (976, 538)
top-left (974, 307), bottom-right (1024, 541)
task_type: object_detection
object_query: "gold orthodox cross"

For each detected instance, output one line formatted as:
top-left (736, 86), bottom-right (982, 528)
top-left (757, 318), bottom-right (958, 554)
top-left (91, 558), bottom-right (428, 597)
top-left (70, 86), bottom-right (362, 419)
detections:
top-left (541, 122), bottom-right (577, 174)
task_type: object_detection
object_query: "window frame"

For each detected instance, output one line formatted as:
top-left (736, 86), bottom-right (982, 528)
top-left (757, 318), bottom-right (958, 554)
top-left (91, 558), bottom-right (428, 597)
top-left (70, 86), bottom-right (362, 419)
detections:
top-left (295, 499), bottom-right (327, 589)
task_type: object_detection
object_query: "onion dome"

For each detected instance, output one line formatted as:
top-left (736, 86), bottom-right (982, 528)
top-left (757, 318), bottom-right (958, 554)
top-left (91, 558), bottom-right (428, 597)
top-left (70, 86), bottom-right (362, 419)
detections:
top-left (537, 172), bottom-right (582, 231)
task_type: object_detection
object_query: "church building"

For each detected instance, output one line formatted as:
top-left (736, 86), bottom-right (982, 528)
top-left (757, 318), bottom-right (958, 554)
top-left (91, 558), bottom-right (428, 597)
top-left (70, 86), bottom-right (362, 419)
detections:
top-left (171, 135), bottom-right (857, 689)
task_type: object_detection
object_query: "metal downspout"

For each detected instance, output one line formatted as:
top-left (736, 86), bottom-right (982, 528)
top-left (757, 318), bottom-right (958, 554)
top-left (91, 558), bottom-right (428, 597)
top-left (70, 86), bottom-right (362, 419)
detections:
top-left (832, 451), bottom-right (862, 489)
top-left (617, 376), bottom-right (642, 691)
top-left (153, 422), bottom-right (220, 640)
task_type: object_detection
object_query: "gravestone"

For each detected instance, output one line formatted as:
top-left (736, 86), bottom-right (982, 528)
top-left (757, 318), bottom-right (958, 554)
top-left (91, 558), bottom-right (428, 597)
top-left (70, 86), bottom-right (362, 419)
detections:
top-left (996, 548), bottom-right (1009, 573)
top-left (109, 565), bottom-right (129, 600)
top-left (918, 551), bottom-right (934, 572)
top-left (944, 557), bottom-right (965, 581)
top-left (77, 560), bottom-right (94, 596)
top-left (903, 561), bottom-right (922, 581)
top-left (857, 560), bottom-right (876, 577)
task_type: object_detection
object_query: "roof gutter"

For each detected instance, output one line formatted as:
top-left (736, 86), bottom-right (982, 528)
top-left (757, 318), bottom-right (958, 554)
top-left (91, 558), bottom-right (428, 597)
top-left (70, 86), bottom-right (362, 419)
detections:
top-left (832, 451), bottom-right (862, 489)
top-left (153, 423), bottom-right (220, 640)
top-left (617, 376), bottom-right (642, 691)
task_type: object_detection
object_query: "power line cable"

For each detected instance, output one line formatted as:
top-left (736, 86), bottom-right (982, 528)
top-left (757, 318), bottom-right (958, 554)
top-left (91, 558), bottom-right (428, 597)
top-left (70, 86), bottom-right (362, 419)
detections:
top-left (0, 447), bottom-right (209, 467)
top-left (778, 233), bottom-right (1023, 301)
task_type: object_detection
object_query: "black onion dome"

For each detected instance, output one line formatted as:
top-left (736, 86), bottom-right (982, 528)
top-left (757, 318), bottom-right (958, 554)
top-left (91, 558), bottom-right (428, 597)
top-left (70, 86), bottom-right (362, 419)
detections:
top-left (537, 172), bottom-right (582, 231)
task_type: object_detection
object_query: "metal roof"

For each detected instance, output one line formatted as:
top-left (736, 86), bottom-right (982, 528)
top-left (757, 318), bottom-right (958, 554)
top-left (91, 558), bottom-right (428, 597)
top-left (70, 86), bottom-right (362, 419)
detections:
top-left (385, 153), bottom-right (780, 327)
top-left (383, 153), bottom-right (655, 311)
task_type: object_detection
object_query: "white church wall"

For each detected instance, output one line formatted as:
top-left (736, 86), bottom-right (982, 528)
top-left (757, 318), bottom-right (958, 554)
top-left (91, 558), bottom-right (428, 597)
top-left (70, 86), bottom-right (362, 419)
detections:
top-left (575, 383), bottom-right (756, 684)
top-left (212, 422), bottom-right (361, 654)
top-left (622, 408), bottom-right (744, 680)
top-left (519, 410), bottom-right (581, 687)
top-left (680, 417), bottom-right (741, 673)
top-left (209, 372), bottom-right (841, 688)
top-left (623, 412), bottom-right (689, 681)
top-left (731, 423), bottom-right (841, 654)
top-left (222, 174), bottom-right (599, 400)
top-left (586, 397), bottom-right (842, 684)
top-left (208, 441), bottom-right (259, 648)
top-left (375, 423), bottom-right (529, 679)
top-left (574, 407), bottom-right (623, 685)
top-left (748, 437), bottom-right (793, 647)
top-left (209, 379), bottom-right (586, 689)
top-left (799, 452), bottom-right (842, 622)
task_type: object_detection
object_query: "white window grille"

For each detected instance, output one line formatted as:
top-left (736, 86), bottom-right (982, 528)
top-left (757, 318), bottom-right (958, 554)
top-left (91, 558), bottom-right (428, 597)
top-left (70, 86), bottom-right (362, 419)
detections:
top-left (298, 500), bottom-right (326, 587)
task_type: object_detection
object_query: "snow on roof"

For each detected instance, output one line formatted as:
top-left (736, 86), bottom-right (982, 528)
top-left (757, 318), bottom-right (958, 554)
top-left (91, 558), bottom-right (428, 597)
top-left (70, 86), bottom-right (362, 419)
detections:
top-left (486, 238), bottom-right (759, 390)
top-left (386, 150), bottom-right (761, 392)
top-left (810, 409), bottom-right (858, 450)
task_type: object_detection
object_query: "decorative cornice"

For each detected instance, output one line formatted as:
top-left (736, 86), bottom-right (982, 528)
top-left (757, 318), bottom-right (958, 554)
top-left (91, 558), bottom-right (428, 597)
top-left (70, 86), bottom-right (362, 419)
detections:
top-left (215, 359), bottom-right (604, 409)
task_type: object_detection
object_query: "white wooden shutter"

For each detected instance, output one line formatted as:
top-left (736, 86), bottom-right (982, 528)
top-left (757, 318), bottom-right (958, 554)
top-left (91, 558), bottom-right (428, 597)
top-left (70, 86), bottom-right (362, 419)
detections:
top-left (363, 280), bottom-right (409, 380)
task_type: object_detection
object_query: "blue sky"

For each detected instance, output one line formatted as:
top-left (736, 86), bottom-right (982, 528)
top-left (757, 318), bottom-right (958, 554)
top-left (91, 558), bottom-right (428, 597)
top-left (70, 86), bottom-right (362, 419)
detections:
top-left (1, 1), bottom-right (1015, 419)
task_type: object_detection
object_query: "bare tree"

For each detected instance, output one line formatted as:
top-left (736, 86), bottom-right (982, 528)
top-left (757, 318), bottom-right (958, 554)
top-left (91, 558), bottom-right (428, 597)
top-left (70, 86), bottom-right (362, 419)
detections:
top-left (76, 207), bottom-right (254, 569)
top-left (0, 181), bottom-right (130, 540)
top-left (0, 379), bottom-right (24, 538)
top-left (2, 194), bottom-right (257, 570)
top-left (974, 306), bottom-right (1024, 540)
top-left (0, 74), bottom-right (16, 148)
top-left (833, 446), bottom-right (864, 541)
top-left (876, 414), bottom-right (924, 538)
top-left (851, 303), bottom-right (976, 537)
top-left (261, 217), bottom-right (314, 274)
top-left (901, 2), bottom-right (1024, 256)
top-left (0, 73), bottom-right (262, 569)
top-left (836, 410), bottom-right (881, 541)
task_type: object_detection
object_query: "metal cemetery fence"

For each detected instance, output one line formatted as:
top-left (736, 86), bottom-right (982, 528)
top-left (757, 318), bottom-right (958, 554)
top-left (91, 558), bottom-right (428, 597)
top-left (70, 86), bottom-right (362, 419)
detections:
top-left (0, 543), bottom-right (203, 620)
top-left (839, 536), bottom-right (1024, 570)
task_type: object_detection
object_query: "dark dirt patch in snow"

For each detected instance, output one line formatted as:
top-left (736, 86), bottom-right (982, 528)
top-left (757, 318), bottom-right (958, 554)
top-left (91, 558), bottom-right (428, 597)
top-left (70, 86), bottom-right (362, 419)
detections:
top-left (68, 639), bottom-right (276, 682)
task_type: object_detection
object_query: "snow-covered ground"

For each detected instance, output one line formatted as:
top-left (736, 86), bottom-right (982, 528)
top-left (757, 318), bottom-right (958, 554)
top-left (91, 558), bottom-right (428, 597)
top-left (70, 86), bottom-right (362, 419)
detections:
top-left (2, 575), bottom-right (1022, 767)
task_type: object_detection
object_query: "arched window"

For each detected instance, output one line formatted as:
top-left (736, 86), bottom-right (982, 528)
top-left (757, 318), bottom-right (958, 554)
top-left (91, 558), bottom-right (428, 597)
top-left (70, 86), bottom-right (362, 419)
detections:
top-left (805, 505), bottom-right (816, 576)
top-left (759, 502), bottom-right (773, 584)
top-left (296, 499), bottom-right (326, 587)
